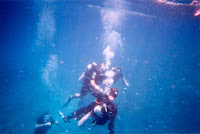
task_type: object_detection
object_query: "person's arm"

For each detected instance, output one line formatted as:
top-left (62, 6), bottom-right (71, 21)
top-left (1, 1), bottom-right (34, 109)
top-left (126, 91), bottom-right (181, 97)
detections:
top-left (90, 79), bottom-right (103, 92)
top-left (90, 70), bottom-right (103, 92)
top-left (79, 72), bottom-right (85, 81)
top-left (92, 89), bottom-right (105, 99)
top-left (60, 106), bottom-right (89, 124)
top-left (108, 104), bottom-right (117, 134)
top-left (89, 64), bottom-right (104, 92)
top-left (122, 76), bottom-right (129, 86)
top-left (50, 117), bottom-right (59, 125)
top-left (35, 122), bottom-right (51, 128)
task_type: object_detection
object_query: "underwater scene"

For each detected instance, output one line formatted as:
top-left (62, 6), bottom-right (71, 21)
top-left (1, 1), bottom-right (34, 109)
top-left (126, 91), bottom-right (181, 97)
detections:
top-left (0, 0), bottom-right (200, 133)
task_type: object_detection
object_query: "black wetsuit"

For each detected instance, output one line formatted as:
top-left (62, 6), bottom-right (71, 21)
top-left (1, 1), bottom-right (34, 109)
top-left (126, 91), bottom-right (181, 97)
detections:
top-left (34, 113), bottom-right (55, 134)
top-left (80, 63), bottom-right (105, 96)
top-left (66, 92), bottom-right (117, 134)
top-left (91, 91), bottom-right (117, 134)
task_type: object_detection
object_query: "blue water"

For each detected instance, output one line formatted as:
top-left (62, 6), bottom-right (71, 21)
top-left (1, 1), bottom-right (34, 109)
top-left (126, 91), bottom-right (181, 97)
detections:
top-left (0, 0), bottom-right (200, 133)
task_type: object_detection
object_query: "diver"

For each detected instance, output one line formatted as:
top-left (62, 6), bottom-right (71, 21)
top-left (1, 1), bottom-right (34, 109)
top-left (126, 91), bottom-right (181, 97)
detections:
top-left (34, 113), bottom-right (58, 134)
top-left (60, 88), bottom-right (118, 134)
top-left (63, 62), bottom-right (107, 107)
top-left (111, 67), bottom-right (129, 86)
top-left (103, 67), bottom-right (129, 94)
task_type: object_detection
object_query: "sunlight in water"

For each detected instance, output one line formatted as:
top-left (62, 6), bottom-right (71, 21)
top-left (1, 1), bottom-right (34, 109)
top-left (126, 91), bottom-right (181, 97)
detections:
top-left (42, 54), bottom-right (58, 90)
top-left (101, 0), bottom-right (125, 93)
top-left (35, 5), bottom-right (56, 46)
top-left (101, 3), bottom-right (124, 68)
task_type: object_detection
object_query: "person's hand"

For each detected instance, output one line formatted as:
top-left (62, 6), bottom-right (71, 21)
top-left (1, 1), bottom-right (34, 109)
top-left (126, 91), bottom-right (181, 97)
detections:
top-left (55, 120), bottom-right (59, 126)
top-left (125, 82), bottom-right (130, 86)
top-left (123, 77), bottom-right (130, 86)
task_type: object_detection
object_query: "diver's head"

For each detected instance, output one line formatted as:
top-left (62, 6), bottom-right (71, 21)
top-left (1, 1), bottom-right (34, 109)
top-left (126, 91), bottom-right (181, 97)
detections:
top-left (100, 63), bottom-right (107, 69)
top-left (112, 67), bottom-right (122, 73)
top-left (98, 63), bottom-right (107, 72)
top-left (42, 112), bottom-right (50, 117)
top-left (42, 113), bottom-right (51, 122)
top-left (44, 114), bottom-right (50, 117)
top-left (108, 88), bottom-right (118, 100)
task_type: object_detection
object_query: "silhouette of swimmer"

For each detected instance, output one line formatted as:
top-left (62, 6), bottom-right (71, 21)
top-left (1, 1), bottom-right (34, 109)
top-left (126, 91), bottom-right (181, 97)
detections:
top-left (34, 113), bottom-right (58, 134)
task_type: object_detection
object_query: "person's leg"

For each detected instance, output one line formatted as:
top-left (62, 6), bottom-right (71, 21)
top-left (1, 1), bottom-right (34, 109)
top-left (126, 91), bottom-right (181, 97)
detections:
top-left (78, 112), bottom-right (93, 127)
top-left (78, 103), bottom-right (102, 127)
top-left (63, 83), bottom-right (90, 107)
top-left (61, 106), bottom-right (88, 123)
top-left (63, 93), bottom-right (81, 107)
top-left (78, 84), bottom-right (94, 106)
top-left (80, 84), bottom-right (89, 100)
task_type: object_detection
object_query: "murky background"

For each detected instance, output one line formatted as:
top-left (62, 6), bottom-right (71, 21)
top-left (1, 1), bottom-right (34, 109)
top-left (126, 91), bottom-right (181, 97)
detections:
top-left (0, 0), bottom-right (200, 133)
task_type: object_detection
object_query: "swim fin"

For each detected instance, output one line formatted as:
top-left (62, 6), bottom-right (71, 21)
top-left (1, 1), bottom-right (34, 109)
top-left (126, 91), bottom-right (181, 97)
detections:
top-left (59, 111), bottom-right (65, 119)
top-left (59, 111), bottom-right (71, 123)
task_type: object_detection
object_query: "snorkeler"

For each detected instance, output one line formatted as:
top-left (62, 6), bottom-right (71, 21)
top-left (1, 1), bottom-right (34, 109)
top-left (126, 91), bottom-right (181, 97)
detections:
top-left (60, 88), bottom-right (118, 134)
top-left (63, 62), bottom-right (107, 107)
top-left (34, 113), bottom-right (58, 134)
